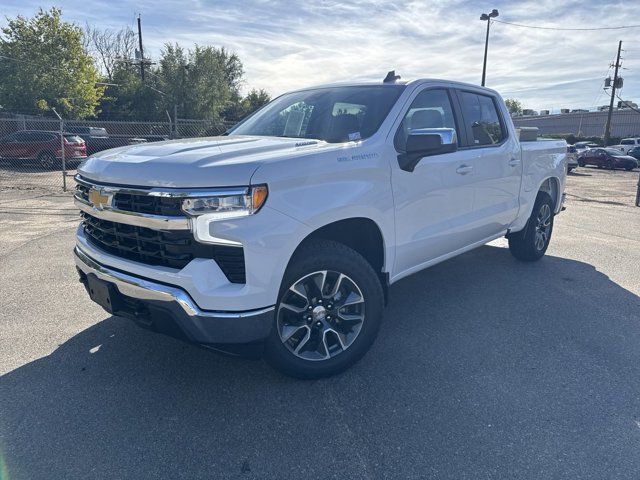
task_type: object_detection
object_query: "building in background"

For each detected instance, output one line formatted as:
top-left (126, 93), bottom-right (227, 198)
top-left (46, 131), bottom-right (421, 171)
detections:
top-left (513, 109), bottom-right (640, 138)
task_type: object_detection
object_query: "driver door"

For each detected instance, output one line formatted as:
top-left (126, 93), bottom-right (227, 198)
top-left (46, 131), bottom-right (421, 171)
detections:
top-left (391, 87), bottom-right (477, 278)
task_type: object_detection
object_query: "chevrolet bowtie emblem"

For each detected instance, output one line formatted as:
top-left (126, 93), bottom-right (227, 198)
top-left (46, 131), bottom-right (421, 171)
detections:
top-left (88, 188), bottom-right (111, 210)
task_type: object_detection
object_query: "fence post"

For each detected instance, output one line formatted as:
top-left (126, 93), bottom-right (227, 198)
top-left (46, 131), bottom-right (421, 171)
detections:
top-left (52, 109), bottom-right (67, 191)
top-left (635, 170), bottom-right (640, 207)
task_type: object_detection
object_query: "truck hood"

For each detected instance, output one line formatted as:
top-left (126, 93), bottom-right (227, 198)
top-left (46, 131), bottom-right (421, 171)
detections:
top-left (77, 135), bottom-right (328, 188)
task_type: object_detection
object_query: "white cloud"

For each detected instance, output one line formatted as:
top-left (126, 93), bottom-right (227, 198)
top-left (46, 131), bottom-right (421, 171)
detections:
top-left (2, 0), bottom-right (639, 110)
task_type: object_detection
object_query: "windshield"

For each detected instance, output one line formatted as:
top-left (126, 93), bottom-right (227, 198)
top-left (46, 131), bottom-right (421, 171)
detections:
top-left (229, 85), bottom-right (406, 143)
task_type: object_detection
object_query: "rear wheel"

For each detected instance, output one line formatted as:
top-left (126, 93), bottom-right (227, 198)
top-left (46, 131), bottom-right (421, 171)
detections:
top-left (37, 151), bottom-right (58, 170)
top-left (508, 191), bottom-right (554, 262)
top-left (606, 159), bottom-right (615, 170)
top-left (265, 240), bottom-right (383, 379)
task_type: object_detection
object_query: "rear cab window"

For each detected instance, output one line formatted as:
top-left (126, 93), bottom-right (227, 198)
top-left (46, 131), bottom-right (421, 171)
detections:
top-left (457, 91), bottom-right (506, 146)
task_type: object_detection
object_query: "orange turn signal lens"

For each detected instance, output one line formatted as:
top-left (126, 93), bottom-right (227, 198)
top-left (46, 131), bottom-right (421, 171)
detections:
top-left (251, 185), bottom-right (268, 212)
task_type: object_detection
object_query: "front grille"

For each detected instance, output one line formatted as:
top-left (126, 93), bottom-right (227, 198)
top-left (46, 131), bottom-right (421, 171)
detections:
top-left (81, 212), bottom-right (246, 283)
top-left (75, 182), bottom-right (183, 216)
top-left (115, 193), bottom-right (183, 216)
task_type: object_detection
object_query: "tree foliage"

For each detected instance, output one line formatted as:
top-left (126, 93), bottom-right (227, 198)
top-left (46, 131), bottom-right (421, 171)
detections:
top-left (157, 44), bottom-right (244, 122)
top-left (0, 8), bottom-right (104, 118)
top-left (242, 89), bottom-right (271, 115)
top-left (0, 8), bottom-right (270, 122)
top-left (84, 24), bottom-right (137, 81)
top-left (504, 98), bottom-right (523, 116)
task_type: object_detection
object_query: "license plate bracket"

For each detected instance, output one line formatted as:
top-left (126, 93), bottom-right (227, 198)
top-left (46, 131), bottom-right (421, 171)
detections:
top-left (86, 274), bottom-right (118, 314)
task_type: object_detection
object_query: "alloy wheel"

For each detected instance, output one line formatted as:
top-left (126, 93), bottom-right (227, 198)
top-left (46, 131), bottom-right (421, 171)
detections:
top-left (534, 203), bottom-right (552, 251)
top-left (277, 270), bottom-right (365, 361)
top-left (39, 152), bottom-right (56, 169)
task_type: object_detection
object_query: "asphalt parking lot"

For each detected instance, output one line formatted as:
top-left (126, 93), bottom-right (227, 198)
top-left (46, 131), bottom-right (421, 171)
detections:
top-left (1, 167), bottom-right (639, 479)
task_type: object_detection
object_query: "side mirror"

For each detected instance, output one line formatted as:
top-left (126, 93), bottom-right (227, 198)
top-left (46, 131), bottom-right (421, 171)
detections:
top-left (398, 128), bottom-right (457, 172)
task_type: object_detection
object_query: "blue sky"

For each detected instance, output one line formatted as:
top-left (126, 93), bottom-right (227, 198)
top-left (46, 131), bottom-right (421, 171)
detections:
top-left (2, 0), bottom-right (639, 110)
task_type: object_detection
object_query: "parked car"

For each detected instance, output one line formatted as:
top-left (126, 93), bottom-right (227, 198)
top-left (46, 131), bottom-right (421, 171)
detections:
top-left (566, 145), bottom-right (579, 172)
top-left (613, 137), bottom-right (640, 155)
top-left (574, 141), bottom-right (599, 155)
top-left (628, 146), bottom-right (640, 160)
top-left (578, 148), bottom-right (638, 171)
top-left (65, 125), bottom-right (146, 156)
top-left (74, 77), bottom-right (567, 378)
top-left (0, 130), bottom-right (86, 168)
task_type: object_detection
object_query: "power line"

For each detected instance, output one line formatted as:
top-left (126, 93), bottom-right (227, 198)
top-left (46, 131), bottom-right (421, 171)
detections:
top-left (614, 92), bottom-right (640, 115)
top-left (493, 19), bottom-right (640, 31)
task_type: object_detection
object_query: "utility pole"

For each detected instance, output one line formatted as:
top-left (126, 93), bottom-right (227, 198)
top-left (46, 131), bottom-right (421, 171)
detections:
top-left (604, 40), bottom-right (622, 146)
top-left (137, 14), bottom-right (145, 82)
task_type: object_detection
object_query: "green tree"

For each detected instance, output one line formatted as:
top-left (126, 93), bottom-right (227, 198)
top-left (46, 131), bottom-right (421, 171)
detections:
top-left (158, 44), bottom-right (244, 121)
top-left (0, 8), bottom-right (104, 118)
top-left (98, 63), bottom-right (163, 120)
top-left (242, 89), bottom-right (271, 116)
top-left (505, 98), bottom-right (523, 117)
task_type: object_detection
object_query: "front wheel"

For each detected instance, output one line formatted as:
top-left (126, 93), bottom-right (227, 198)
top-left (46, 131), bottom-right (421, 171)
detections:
top-left (508, 191), bottom-right (554, 262)
top-left (37, 151), bottom-right (59, 170)
top-left (265, 240), bottom-right (384, 379)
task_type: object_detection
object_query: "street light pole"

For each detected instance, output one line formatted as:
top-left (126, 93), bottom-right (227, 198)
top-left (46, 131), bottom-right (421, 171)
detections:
top-left (480, 9), bottom-right (499, 87)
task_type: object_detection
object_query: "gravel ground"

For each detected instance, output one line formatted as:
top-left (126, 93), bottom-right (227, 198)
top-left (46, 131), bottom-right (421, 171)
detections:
top-left (1, 167), bottom-right (639, 479)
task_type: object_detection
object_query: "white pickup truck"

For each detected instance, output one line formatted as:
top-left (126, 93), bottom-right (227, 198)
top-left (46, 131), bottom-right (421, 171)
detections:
top-left (74, 77), bottom-right (566, 378)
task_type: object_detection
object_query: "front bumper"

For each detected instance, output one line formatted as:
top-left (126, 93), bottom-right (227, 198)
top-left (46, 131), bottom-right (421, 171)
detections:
top-left (74, 246), bottom-right (274, 344)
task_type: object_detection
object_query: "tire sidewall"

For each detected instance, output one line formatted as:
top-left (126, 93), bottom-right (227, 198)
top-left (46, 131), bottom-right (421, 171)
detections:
top-left (264, 241), bottom-right (384, 378)
top-left (527, 192), bottom-right (554, 259)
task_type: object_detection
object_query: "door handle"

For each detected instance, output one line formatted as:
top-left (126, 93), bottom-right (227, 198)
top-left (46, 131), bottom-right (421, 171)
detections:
top-left (509, 158), bottom-right (521, 167)
top-left (456, 165), bottom-right (474, 175)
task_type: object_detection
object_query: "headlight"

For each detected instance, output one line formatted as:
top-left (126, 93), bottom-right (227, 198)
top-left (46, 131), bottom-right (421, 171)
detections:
top-left (182, 185), bottom-right (268, 219)
top-left (183, 185), bottom-right (268, 246)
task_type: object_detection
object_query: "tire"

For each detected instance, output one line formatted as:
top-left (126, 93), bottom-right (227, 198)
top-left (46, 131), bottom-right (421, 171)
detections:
top-left (606, 160), bottom-right (615, 170)
top-left (37, 151), bottom-right (59, 170)
top-left (508, 191), bottom-right (554, 262)
top-left (264, 239), bottom-right (384, 379)
top-left (578, 160), bottom-right (585, 167)
top-left (625, 167), bottom-right (634, 171)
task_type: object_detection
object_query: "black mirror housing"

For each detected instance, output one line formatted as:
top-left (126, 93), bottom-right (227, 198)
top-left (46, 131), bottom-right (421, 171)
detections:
top-left (398, 128), bottom-right (458, 172)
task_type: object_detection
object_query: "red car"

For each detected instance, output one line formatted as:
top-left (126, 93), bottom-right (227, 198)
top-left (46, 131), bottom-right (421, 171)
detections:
top-left (578, 148), bottom-right (638, 171)
top-left (0, 130), bottom-right (87, 169)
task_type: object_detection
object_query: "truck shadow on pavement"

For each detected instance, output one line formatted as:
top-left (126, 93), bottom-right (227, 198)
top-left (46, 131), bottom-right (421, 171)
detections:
top-left (2, 245), bottom-right (640, 479)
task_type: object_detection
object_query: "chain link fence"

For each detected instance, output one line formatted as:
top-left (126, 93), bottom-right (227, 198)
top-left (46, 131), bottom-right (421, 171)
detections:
top-left (0, 115), bottom-right (235, 196)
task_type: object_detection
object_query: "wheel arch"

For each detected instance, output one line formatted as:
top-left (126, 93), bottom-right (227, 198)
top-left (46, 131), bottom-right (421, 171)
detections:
top-left (538, 176), bottom-right (561, 211)
top-left (288, 217), bottom-right (389, 302)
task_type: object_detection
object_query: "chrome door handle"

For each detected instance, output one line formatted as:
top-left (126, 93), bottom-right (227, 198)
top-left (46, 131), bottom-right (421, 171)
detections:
top-left (509, 158), bottom-right (521, 167)
top-left (456, 165), bottom-right (474, 175)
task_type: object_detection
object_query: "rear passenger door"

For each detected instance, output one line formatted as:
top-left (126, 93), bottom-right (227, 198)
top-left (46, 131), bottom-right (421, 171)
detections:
top-left (455, 89), bottom-right (521, 238)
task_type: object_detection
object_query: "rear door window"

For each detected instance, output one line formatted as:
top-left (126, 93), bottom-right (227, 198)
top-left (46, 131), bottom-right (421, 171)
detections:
top-left (458, 91), bottom-right (506, 146)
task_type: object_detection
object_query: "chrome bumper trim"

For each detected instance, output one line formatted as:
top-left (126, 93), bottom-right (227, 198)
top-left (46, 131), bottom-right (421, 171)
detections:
top-left (74, 245), bottom-right (274, 320)
top-left (74, 196), bottom-right (190, 231)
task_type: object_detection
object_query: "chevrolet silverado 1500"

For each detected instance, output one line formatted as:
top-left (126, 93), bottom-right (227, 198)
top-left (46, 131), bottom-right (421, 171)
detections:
top-left (74, 77), bottom-right (566, 378)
